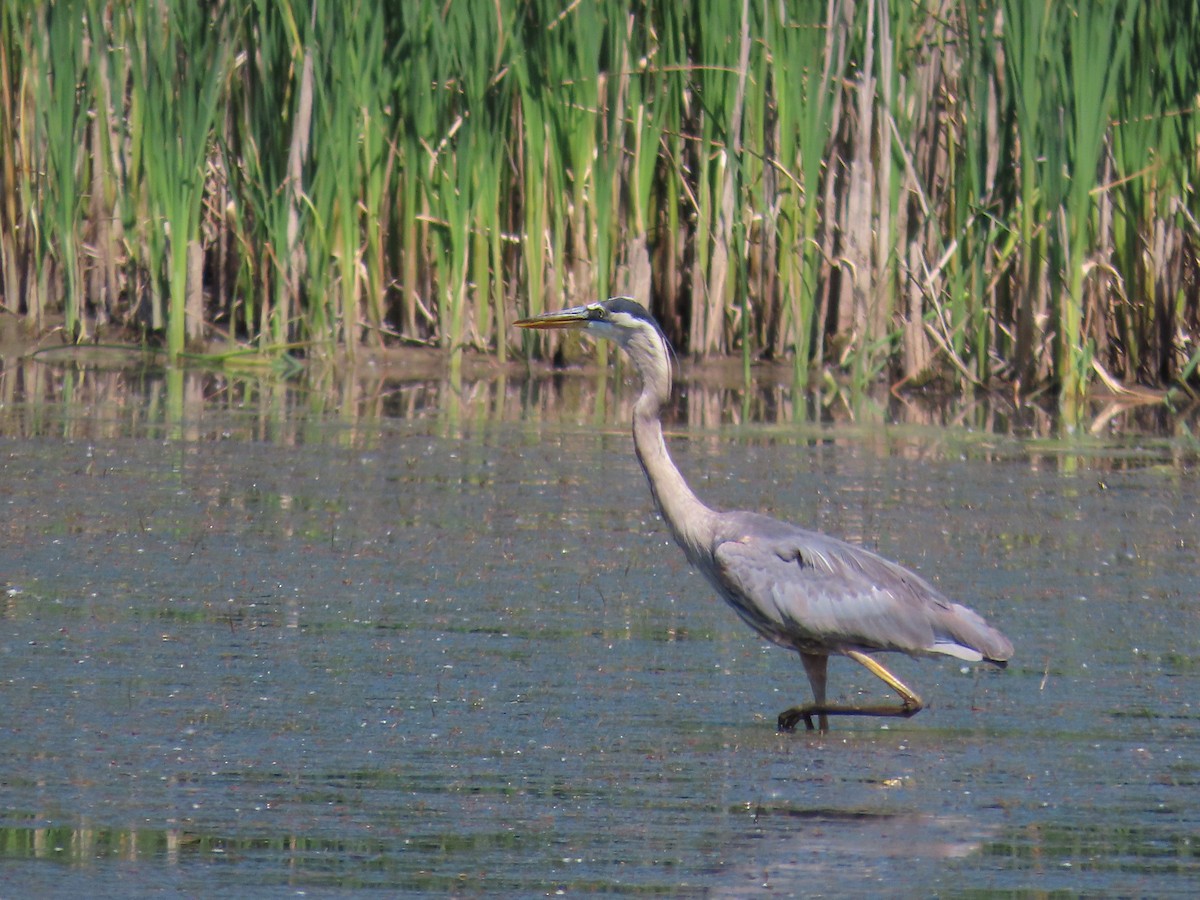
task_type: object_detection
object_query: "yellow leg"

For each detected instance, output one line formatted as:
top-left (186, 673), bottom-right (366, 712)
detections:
top-left (777, 650), bottom-right (925, 732)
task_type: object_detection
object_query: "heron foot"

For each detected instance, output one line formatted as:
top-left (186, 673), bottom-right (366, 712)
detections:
top-left (777, 706), bottom-right (821, 733)
top-left (779, 651), bottom-right (926, 732)
top-left (776, 699), bottom-right (924, 733)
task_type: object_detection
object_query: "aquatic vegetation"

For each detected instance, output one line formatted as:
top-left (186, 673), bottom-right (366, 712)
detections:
top-left (0, 0), bottom-right (1196, 405)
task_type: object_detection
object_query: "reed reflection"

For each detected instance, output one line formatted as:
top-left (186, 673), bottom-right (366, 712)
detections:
top-left (0, 355), bottom-right (1195, 473)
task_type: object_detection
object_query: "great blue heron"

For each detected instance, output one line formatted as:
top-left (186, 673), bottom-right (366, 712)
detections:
top-left (517, 298), bottom-right (1013, 731)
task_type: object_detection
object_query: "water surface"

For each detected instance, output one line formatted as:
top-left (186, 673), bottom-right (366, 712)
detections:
top-left (1, 359), bottom-right (1197, 895)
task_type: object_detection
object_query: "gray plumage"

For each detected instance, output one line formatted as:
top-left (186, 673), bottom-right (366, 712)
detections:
top-left (705, 513), bottom-right (1012, 663)
top-left (517, 297), bottom-right (1013, 731)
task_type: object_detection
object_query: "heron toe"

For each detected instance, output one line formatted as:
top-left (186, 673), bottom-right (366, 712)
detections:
top-left (777, 706), bottom-right (818, 732)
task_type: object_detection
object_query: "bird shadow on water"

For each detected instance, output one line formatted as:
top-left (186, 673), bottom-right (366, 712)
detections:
top-left (642, 720), bottom-right (1013, 894)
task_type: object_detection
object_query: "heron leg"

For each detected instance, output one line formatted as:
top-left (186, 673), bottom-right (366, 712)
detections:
top-left (845, 650), bottom-right (924, 711)
top-left (777, 650), bottom-right (924, 733)
top-left (777, 653), bottom-right (829, 733)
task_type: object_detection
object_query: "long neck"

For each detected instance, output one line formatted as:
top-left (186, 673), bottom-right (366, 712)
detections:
top-left (628, 343), bottom-right (718, 564)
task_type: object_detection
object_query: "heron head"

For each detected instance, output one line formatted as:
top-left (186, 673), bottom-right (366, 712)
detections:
top-left (515, 297), bottom-right (664, 350)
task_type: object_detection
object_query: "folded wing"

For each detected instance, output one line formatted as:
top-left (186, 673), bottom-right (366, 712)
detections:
top-left (709, 512), bottom-right (1013, 663)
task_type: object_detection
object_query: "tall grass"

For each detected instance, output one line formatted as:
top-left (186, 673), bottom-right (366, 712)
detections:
top-left (766, 0), bottom-right (847, 387)
top-left (227, 0), bottom-right (309, 350)
top-left (0, 0), bottom-right (1196, 405)
top-left (1052, 0), bottom-right (1137, 412)
top-left (952, 0), bottom-right (1010, 387)
top-left (682, 0), bottom-right (750, 357)
top-left (129, 0), bottom-right (231, 359)
top-left (1110, 0), bottom-right (1200, 388)
top-left (35, 0), bottom-right (87, 341)
top-left (1000, 0), bottom-right (1052, 388)
top-left (308, 0), bottom-right (392, 359)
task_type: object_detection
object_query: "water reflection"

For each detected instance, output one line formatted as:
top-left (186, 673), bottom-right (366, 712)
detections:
top-left (3, 354), bottom-right (1198, 462)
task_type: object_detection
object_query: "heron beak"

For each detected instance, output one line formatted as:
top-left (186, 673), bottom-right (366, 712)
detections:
top-left (514, 305), bottom-right (594, 330)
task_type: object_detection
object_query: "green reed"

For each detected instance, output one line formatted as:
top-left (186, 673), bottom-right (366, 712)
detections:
top-left (129, 0), bottom-right (231, 360)
top-left (82, 0), bottom-right (127, 337)
top-left (767, 0), bottom-right (846, 387)
top-left (685, 0), bottom-right (751, 357)
top-left (389, 1), bottom-right (441, 342)
top-left (1111, 0), bottom-right (1200, 387)
top-left (227, 0), bottom-right (307, 350)
top-left (511, 0), bottom-right (608, 363)
top-left (308, 1), bottom-right (391, 357)
top-left (1, 0), bottom-right (1196, 405)
top-left (624, 9), bottom-right (675, 307)
top-left (425, 1), bottom-right (508, 370)
top-left (999, 0), bottom-right (1052, 386)
top-left (35, 0), bottom-right (87, 341)
top-left (953, 0), bottom-right (1009, 385)
top-left (1054, 0), bottom-right (1136, 410)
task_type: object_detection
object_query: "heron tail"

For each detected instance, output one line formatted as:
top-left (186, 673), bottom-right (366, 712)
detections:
top-left (932, 603), bottom-right (1014, 664)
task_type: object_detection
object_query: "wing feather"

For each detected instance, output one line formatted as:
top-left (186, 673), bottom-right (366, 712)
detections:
top-left (707, 511), bottom-right (1011, 662)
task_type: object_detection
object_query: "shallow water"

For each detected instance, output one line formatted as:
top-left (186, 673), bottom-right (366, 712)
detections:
top-left (1, 361), bottom-right (1198, 896)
